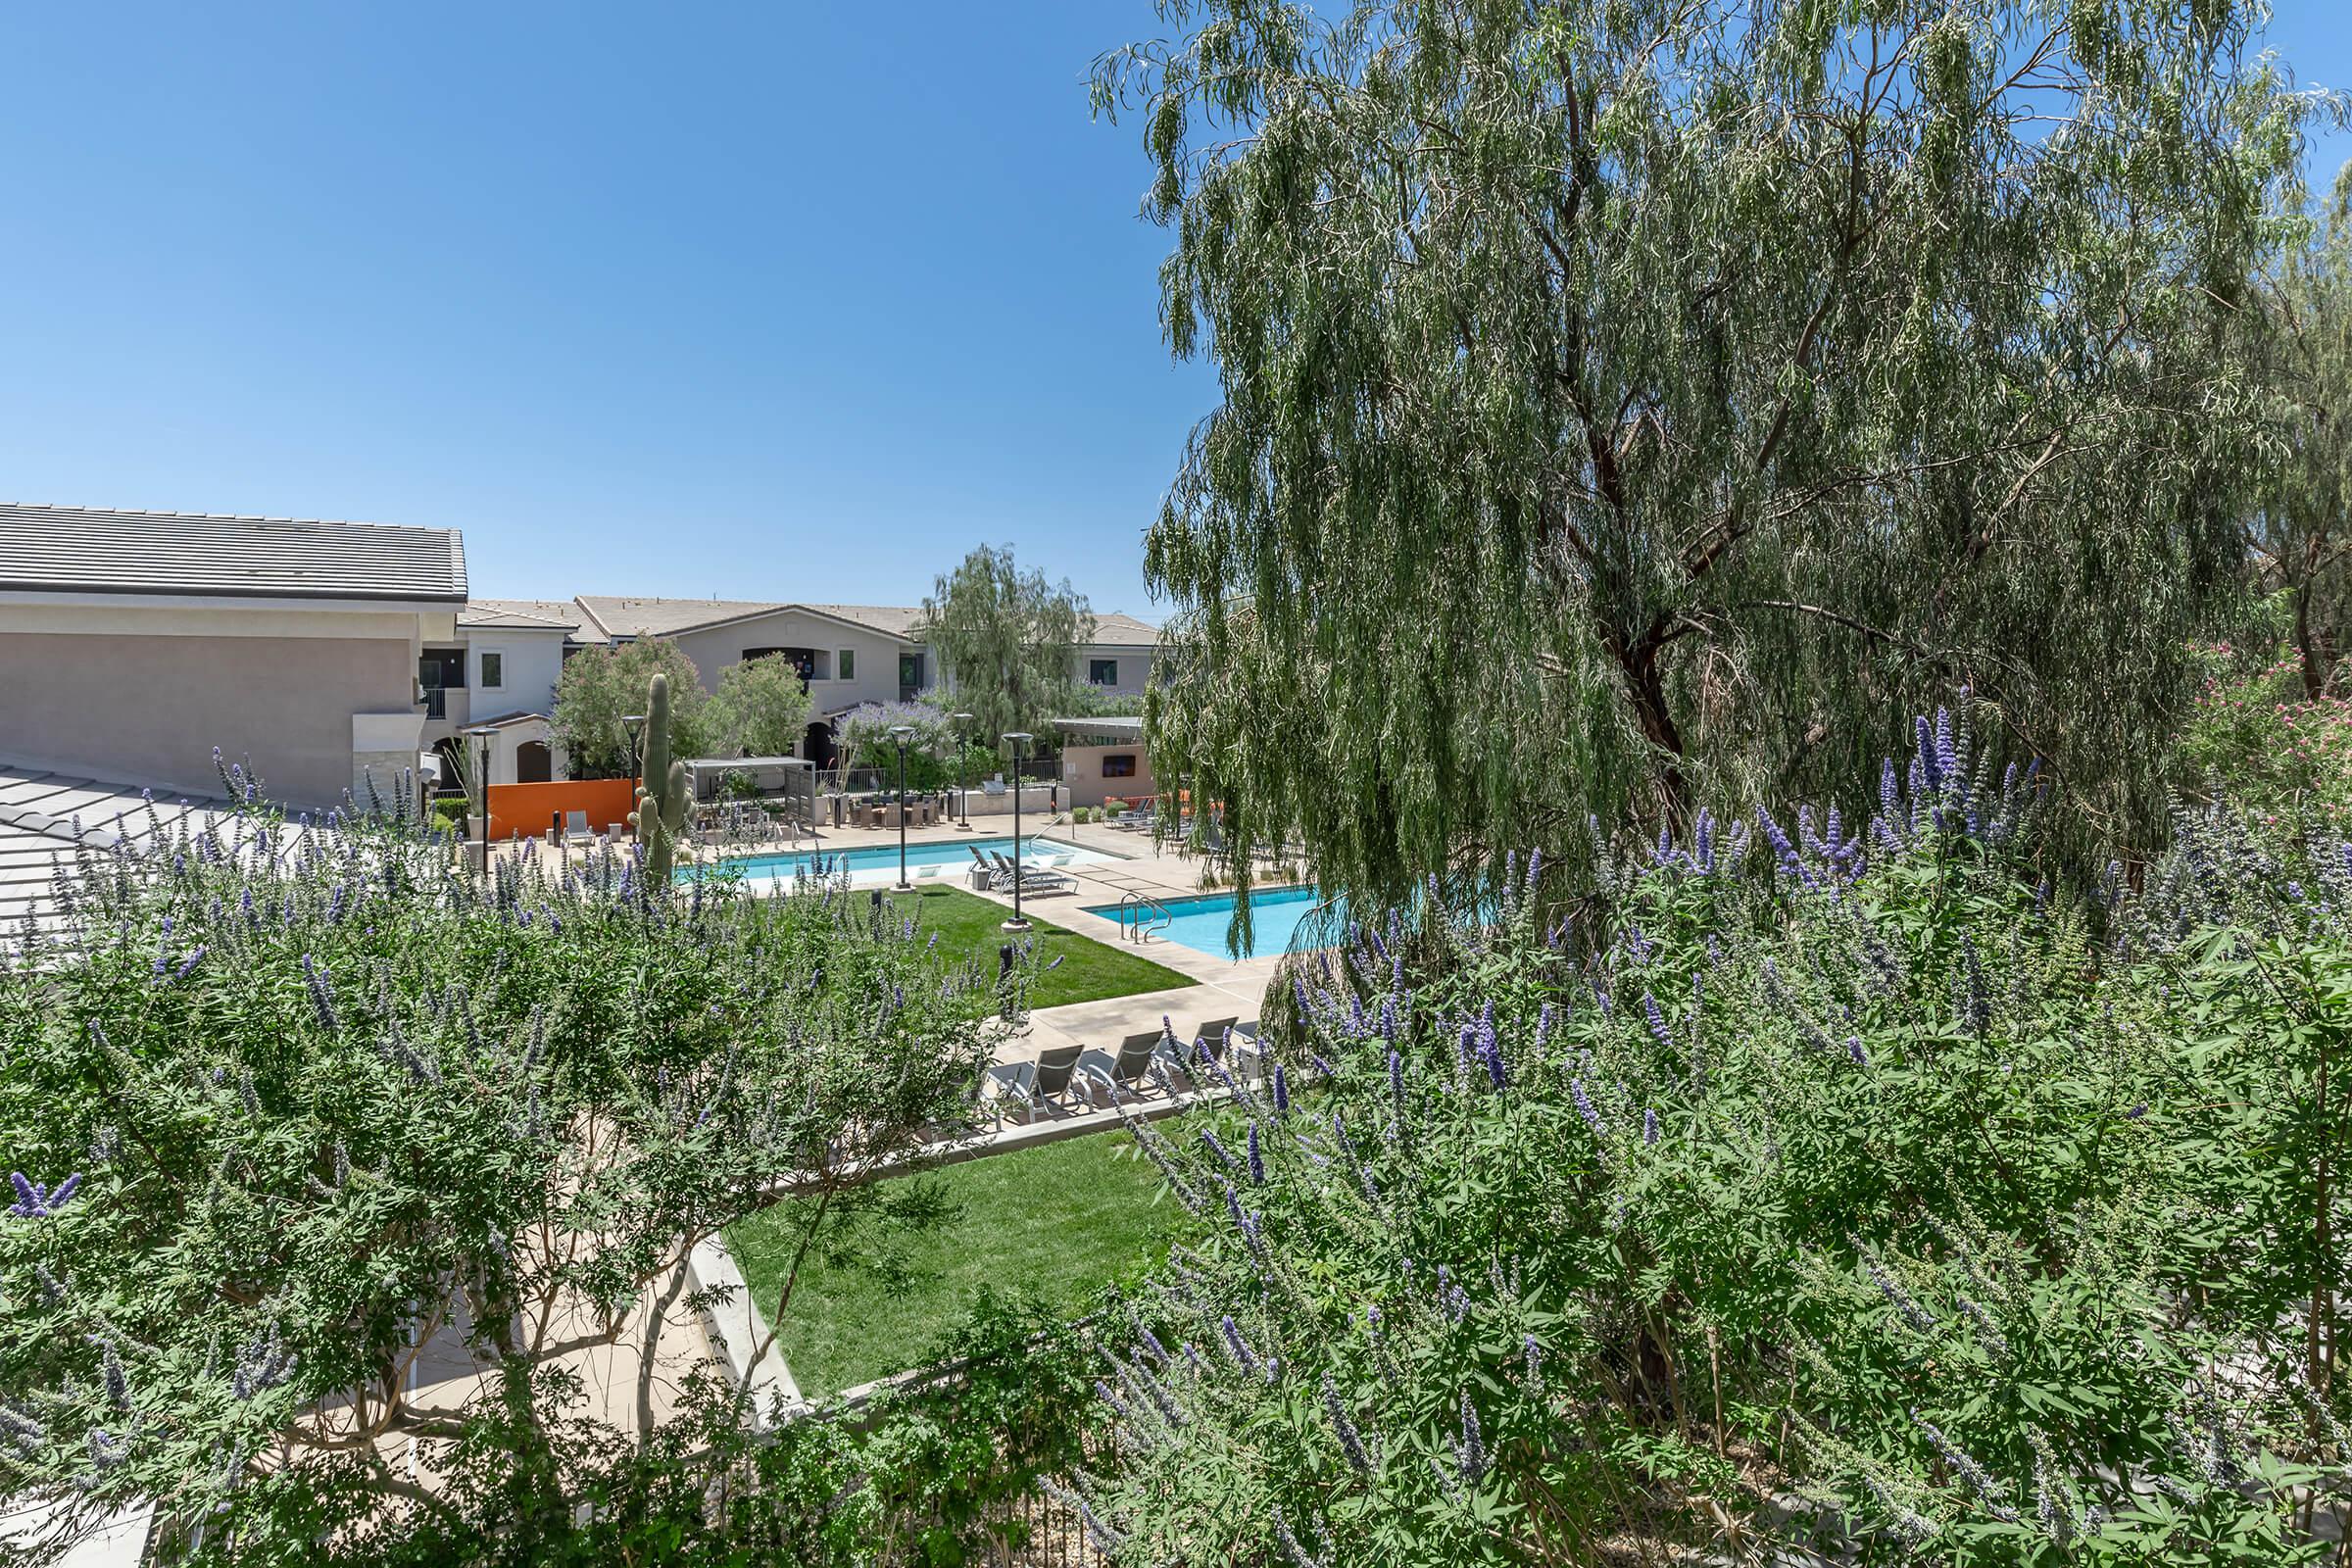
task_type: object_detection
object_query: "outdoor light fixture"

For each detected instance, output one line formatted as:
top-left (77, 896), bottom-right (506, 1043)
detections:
top-left (1001, 732), bottom-right (1033, 932)
top-left (466, 725), bottom-right (500, 876)
top-left (952, 710), bottom-right (974, 830)
top-left (890, 723), bottom-right (916, 892)
top-left (621, 713), bottom-right (648, 791)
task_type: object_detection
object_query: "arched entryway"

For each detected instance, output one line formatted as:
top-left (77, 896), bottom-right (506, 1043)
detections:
top-left (514, 740), bottom-right (553, 784)
top-left (802, 720), bottom-right (836, 770)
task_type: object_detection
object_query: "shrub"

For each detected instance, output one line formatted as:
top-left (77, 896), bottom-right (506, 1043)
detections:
top-left (0, 796), bottom-right (1025, 1559)
top-left (2177, 639), bottom-right (2352, 826)
top-left (1083, 709), bottom-right (2352, 1564)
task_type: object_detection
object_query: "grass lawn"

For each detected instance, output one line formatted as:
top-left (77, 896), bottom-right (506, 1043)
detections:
top-left (727, 1129), bottom-right (1190, 1396)
top-left (882, 883), bottom-right (1196, 1009)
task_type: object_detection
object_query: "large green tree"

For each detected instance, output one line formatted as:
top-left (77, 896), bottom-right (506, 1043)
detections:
top-left (1099, 0), bottom-right (2314, 902)
top-left (2247, 162), bottom-right (2352, 700)
top-left (550, 637), bottom-right (711, 778)
top-left (921, 545), bottom-right (1096, 751)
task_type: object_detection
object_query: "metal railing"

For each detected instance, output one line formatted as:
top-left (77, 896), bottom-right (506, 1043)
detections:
top-left (1113, 890), bottom-right (1171, 943)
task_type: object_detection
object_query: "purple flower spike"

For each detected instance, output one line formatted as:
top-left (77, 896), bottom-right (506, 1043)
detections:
top-left (9, 1171), bottom-right (82, 1218)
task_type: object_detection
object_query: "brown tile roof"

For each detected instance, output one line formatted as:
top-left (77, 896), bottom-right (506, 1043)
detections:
top-left (461, 598), bottom-right (582, 631)
top-left (0, 502), bottom-right (466, 603)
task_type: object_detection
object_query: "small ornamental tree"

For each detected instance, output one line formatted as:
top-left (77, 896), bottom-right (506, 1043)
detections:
top-left (550, 637), bottom-right (712, 778)
top-left (1079, 708), bottom-right (2352, 1564)
top-left (838, 701), bottom-right (957, 792)
top-left (708, 653), bottom-right (815, 760)
top-left (0, 796), bottom-right (1018, 1561)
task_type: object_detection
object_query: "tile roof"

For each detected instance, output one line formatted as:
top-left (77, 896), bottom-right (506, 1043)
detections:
top-left (572, 596), bottom-right (785, 639)
top-left (461, 598), bottom-right (582, 631)
top-left (554, 597), bottom-right (1159, 646)
top-left (0, 763), bottom-right (233, 933)
top-left (1088, 612), bottom-right (1161, 646)
top-left (801, 603), bottom-right (927, 638)
top-left (0, 502), bottom-right (466, 603)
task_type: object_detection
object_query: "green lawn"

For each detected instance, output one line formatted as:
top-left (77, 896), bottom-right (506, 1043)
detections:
top-left (727, 1129), bottom-right (1190, 1396)
top-left (882, 884), bottom-right (1195, 1008)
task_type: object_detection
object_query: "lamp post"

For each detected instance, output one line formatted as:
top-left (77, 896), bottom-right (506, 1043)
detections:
top-left (889, 723), bottom-right (915, 892)
top-left (466, 724), bottom-right (499, 876)
top-left (621, 712), bottom-right (647, 797)
top-left (952, 710), bottom-right (974, 830)
top-left (1001, 732), bottom-right (1032, 932)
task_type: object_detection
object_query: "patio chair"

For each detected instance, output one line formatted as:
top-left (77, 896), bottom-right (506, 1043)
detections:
top-left (563, 809), bottom-right (595, 846)
top-left (967, 845), bottom-right (997, 889)
top-left (987, 850), bottom-right (1075, 895)
top-left (1150, 1022), bottom-right (1206, 1093)
top-left (1079, 1031), bottom-right (1171, 1105)
top-left (982, 1042), bottom-right (1084, 1124)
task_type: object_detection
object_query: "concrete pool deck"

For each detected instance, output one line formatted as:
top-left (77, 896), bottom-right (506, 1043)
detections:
top-left (804, 814), bottom-right (1314, 1068)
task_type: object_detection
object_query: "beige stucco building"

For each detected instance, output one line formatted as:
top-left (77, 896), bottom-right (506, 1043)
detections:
top-left (0, 503), bottom-right (466, 808)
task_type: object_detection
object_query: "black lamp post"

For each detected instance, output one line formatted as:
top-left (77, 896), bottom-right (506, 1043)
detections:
top-left (889, 723), bottom-right (915, 892)
top-left (952, 710), bottom-right (974, 830)
top-left (622, 712), bottom-right (647, 796)
top-left (1001, 731), bottom-right (1032, 932)
top-left (466, 724), bottom-right (499, 876)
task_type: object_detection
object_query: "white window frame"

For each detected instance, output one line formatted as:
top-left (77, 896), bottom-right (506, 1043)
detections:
top-left (477, 646), bottom-right (510, 694)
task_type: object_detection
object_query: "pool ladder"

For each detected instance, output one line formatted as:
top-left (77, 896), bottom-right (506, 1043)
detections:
top-left (1115, 890), bottom-right (1171, 944)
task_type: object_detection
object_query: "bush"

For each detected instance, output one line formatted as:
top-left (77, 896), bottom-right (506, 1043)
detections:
top-left (0, 796), bottom-right (1025, 1560)
top-left (1083, 708), bottom-right (2352, 1564)
top-left (2177, 639), bottom-right (2352, 826)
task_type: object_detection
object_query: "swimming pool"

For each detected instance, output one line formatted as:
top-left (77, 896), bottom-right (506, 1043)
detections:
top-left (693, 835), bottom-right (1110, 888)
top-left (1088, 885), bottom-right (1345, 960)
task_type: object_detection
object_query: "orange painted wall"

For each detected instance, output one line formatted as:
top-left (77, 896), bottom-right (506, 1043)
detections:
top-left (485, 778), bottom-right (636, 842)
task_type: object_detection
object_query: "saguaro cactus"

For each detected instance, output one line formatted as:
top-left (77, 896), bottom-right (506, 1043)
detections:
top-left (629, 672), bottom-right (689, 880)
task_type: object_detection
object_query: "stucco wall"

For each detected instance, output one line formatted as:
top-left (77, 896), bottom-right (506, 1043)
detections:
top-left (0, 630), bottom-right (417, 806)
top-left (462, 628), bottom-right (567, 719)
top-left (1074, 644), bottom-right (1154, 699)
top-left (674, 611), bottom-right (919, 716)
top-left (1060, 740), bottom-right (1154, 808)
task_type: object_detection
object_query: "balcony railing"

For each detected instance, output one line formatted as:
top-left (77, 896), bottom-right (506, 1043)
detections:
top-left (421, 688), bottom-right (448, 721)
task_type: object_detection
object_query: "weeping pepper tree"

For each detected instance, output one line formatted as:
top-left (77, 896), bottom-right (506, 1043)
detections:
top-left (1096, 0), bottom-right (2315, 917)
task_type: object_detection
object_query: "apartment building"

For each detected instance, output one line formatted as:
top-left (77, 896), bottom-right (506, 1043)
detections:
top-left (0, 502), bottom-right (466, 807)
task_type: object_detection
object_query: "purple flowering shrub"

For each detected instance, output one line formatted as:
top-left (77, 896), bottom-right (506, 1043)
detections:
top-left (1080, 710), bottom-right (2351, 1565)
top-left (0, 795), bottom-right (1012, 1561)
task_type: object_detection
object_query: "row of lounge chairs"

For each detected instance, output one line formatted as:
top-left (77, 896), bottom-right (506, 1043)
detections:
top-left (966, 846), bottom-right (1075, 896)
top-left (981, 1016), bottom-right (1262, 1122)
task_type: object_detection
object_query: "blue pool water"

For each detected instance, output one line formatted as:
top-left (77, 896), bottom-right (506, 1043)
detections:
top-left (692, 835), bottom-right (1107, 885)
top-left (1091, 885), bottom-right (1344, 959)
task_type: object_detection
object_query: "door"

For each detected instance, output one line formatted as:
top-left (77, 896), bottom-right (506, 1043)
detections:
top-left (514, 740), bottom-right (553, 784)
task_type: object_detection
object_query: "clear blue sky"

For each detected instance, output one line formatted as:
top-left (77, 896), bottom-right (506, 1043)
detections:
top-left (0, 4), bottom-right (2347, 618)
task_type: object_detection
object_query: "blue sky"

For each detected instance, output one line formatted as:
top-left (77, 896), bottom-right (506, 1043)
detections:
top-left (0, 3), bottom-right (2346, 618)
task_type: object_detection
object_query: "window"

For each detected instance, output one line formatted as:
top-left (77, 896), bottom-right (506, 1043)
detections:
top-left (1089, 659), bottom-right (1119, 686)
top-left (478, 650), bottom-right (507, 691)
top-left (838, 649), bottom-right (856, 680)
top-left (418, 648), bottom-right (466, 690)
top-left (1102, 753), bottom-right (1138, 778)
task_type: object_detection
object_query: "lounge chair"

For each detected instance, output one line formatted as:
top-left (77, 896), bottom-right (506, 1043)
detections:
top-left (985, 850), bottom-right (1075, 895)
top-left (982, 1041), bottom-right (1084, 1124)
top-left (1079, 1031), bottom-right (1171, 1105)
